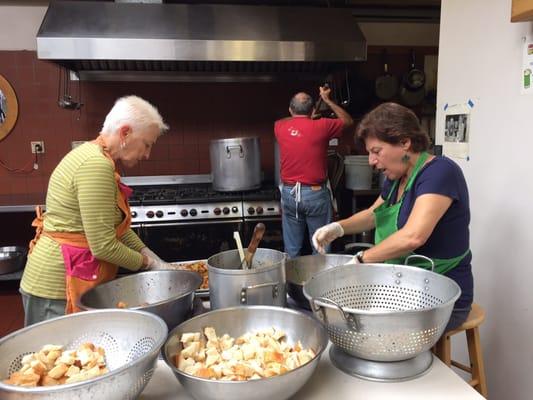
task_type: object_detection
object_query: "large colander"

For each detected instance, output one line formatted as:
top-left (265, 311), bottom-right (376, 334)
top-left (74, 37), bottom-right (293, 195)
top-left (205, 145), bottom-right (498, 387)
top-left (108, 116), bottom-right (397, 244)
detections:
top-left (0, 309), bottom-right (168, 400)
top-left (303, 258), bottom-right (461, 362)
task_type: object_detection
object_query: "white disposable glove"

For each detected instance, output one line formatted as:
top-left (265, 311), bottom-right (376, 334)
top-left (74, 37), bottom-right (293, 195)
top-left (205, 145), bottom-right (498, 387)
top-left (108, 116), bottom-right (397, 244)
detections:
top-left (140, 247), bottom-right (172, 270)
top-left (311, 222), bottom-right (344, 255)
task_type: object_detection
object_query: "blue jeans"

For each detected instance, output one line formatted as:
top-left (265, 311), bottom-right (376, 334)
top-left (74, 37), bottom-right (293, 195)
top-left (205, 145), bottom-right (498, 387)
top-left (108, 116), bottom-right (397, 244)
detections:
top-left (19, 288), bottom-right (66, 327)
top-left (281, 184), bottom-right (332, 258)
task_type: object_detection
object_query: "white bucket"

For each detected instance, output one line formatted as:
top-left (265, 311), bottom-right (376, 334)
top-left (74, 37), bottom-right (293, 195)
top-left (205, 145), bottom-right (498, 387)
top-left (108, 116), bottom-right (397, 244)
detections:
top-left (344, 156), bottom-right (372, 190)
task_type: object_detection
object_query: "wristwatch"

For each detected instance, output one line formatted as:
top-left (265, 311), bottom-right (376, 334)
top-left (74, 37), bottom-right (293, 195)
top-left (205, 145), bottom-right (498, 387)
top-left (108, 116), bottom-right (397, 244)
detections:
top-left (355, 250), bottom-right (365, 263)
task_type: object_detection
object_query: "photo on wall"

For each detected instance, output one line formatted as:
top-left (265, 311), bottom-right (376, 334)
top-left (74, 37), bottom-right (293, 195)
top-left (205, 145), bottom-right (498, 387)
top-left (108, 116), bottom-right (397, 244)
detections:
top-left (444, 113), bottom-right (469, 143)
top-left (442, 100), bottom-right (474, 159)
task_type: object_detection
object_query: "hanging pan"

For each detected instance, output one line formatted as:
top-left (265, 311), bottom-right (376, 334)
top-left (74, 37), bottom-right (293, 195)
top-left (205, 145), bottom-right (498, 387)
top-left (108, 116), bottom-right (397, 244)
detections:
top-left (375, 49), bottom-right (399, 101)
top-left (400, 49), bottom-right (426, 107)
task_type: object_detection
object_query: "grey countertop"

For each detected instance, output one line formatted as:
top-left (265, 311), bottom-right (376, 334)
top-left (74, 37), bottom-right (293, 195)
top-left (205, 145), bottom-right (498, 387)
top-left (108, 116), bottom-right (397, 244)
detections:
top-left (0, 205), bottom-right (42, 213)
top-left (140, 350), bottom-right (485, 400)
top-left (0, 270), bottom-right (23, 281)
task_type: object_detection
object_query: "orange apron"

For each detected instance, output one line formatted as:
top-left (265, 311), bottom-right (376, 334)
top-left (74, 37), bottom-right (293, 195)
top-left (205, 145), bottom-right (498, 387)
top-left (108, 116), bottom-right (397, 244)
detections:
top-left (29, 136), bottom-right (134, 313)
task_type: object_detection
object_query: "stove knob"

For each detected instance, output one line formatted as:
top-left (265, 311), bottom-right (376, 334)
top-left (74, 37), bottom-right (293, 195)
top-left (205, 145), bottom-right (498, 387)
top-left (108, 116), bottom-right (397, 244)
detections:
top-left (213, 207), bottom-right (221, 215)
top-left (256, 206), bottom-right (264, 215)
top-left (146, 211), bottom-right (154, 218)
top-left (232, 206), bottom-right (238, 213)
top-left (155, 210), bottom-right (164, 218)
top-left (189, 209), bottom-right (197, 216)
top-left (248, 207), bottom-right (255, 215)
top-left (180, 209), bottom-right (188, 217)
top-left (131, 211), bottom-right (138, 218)
top-left (222, 207), bottom-right (230, 215)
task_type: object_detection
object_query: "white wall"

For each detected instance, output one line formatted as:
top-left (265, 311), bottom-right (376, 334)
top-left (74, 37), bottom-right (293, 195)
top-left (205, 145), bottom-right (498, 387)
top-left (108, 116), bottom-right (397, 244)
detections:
top-left (0, 4), bottom-right (47, 50)
top-left (437, 1), bottom-right (532, 399)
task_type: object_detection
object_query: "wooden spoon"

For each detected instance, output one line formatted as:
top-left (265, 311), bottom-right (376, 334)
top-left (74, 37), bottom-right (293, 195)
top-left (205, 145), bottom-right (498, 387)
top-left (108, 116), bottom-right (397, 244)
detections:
top-left (243, 223), bottom-right (266, 269)
top-left (233, 231), bottom-right (245, 265)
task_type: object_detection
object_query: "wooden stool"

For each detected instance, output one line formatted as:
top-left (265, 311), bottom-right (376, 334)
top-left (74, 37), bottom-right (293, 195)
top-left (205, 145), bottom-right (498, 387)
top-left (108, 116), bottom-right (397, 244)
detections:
top-left (433, 303), bottom-right (488, 398)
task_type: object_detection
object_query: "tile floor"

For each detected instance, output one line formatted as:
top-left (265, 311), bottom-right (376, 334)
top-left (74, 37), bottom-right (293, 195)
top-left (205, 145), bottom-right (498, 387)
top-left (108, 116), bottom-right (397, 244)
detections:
top-left (0, 281), bottom-right (24, 337)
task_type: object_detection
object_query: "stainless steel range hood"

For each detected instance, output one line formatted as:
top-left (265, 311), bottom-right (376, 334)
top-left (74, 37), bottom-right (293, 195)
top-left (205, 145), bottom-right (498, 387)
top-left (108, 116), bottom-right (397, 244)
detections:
top-left (36, 1), bottom-right (366, 82)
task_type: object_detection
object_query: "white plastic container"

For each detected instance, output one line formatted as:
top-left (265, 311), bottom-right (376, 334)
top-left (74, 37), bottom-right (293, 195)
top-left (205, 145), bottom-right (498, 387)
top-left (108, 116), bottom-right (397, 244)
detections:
top-left (344, 155), bottom-right (373, 190)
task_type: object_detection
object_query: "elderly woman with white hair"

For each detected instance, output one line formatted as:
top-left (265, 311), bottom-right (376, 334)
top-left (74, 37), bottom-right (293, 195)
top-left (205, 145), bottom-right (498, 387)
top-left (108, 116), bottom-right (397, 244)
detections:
top-left (20, 95), bottom-right (170, 326)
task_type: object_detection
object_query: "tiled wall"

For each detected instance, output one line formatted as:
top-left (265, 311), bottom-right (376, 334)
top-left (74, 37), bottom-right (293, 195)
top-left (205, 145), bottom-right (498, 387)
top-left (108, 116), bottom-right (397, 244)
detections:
top-left (0, 47), bottom-right (436, 206)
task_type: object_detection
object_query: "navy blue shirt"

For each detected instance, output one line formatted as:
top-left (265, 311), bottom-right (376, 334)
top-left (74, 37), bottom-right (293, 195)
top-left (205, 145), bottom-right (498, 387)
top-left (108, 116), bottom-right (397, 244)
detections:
top-left (380, 156), bottom-right (473, 309)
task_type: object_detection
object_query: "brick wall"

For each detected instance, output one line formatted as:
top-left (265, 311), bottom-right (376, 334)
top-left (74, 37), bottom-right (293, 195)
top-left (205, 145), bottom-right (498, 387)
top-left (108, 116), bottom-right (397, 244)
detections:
top-left (0, 47), bottom-right (436, 206)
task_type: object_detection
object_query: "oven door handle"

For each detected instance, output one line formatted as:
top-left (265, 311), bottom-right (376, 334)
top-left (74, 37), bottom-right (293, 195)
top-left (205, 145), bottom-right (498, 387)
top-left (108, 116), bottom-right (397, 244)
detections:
top-left (139, 219), bottom-right (243, 227)
top-left (244, 217), bottom-right (281, 222)
top-left (240, 281), bottom-right (280, 304)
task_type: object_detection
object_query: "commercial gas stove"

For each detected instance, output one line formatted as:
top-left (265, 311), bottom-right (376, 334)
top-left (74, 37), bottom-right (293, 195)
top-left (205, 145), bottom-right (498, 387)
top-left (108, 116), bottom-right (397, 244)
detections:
top-left (121, 175), bottom-right (283, 261)
top-left (123, 175), bottom-right (281, 225)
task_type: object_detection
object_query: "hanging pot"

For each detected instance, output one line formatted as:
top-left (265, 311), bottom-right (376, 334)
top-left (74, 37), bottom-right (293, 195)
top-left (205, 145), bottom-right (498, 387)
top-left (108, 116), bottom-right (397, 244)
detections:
top-left (400, 49), bottom-right (426, 107)
top-left (403, 49), bottom-right (426, 91)
top-left (375, 49), bottom-right (399, 100)
top-left (312, 82), bottom-right (330, 119)
top-left (400, 85), bottom-right (425, 107)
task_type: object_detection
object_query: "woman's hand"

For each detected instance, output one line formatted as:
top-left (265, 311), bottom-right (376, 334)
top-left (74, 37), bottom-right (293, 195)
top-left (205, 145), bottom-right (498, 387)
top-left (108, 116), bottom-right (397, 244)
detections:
top-left (140, 247), bottom-right (172, 270)
top-left (312, 222), bottom-right (344, 254)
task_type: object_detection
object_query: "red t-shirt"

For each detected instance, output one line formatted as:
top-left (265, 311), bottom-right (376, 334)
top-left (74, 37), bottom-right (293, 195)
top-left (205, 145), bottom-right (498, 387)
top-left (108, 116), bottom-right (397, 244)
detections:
top-left (275, 116), bottom-right (344, 185)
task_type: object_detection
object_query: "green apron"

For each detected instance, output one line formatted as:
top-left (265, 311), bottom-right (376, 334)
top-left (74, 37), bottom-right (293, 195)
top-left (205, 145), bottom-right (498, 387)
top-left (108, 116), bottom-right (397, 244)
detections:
top-left (373, 151), bottom-right (469, 274)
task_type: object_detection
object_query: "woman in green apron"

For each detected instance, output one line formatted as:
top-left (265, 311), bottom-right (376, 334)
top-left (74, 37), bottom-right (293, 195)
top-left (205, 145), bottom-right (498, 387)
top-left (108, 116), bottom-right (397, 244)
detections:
top-left (312, 103), bottom-right (473, 331)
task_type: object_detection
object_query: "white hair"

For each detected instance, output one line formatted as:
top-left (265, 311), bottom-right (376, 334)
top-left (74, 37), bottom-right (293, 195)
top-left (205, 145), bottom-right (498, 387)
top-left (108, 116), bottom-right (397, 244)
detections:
top-left (101, 95), bottom-right (169, 136)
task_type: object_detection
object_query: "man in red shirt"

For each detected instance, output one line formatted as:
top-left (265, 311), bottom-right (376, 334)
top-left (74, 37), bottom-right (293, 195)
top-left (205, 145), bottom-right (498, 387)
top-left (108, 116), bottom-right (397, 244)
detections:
top-left (275, 86), bottom-right (353, 257)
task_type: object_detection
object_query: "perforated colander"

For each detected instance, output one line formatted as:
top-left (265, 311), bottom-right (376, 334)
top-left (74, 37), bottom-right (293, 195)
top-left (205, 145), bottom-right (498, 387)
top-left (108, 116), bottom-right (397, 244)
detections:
top-left (0, 309), bottom-right (167, 400)
top-left (303, 258), bottom-right (461, 362)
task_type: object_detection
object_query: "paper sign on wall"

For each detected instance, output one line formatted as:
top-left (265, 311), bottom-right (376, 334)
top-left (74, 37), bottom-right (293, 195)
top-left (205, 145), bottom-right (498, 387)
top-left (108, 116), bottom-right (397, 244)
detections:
top-left (442, 101), bottom-right (472, 159)
top-left (521, 36), bottom-right (533, 94)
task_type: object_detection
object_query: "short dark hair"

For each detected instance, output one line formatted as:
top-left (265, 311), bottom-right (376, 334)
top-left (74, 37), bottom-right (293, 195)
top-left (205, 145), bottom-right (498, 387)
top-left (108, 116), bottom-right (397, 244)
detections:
top-left (356, 102), bottom-right (429, 152)
top-left (289, 93), bottom-right (314, 116)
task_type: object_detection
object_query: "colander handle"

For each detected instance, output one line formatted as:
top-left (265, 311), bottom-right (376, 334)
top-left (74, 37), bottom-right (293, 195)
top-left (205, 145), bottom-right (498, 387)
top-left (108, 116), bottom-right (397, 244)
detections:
top-left (404, 254), bottom-right (435, 272)
top-left (310, 297), bottom-right (359, 331)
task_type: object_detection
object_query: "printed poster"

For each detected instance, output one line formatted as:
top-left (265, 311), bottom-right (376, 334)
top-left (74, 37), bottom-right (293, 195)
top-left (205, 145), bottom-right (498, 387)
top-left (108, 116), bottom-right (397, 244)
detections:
top-left (522, 37), bottom-right (533, 94)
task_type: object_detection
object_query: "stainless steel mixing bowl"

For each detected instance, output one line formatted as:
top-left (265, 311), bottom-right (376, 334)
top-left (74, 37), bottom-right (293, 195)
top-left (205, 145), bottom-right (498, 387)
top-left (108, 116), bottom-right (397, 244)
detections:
top-left (303, 262), bottom-right (461, 362)
top-left (0, 309), bottom-right (167, 400)
top-left (163, 306), bottom-right (328, 400)
top-left (77, 270), bottom-right (202, 329)
top-left (0, 246), bottom-right (27, 275)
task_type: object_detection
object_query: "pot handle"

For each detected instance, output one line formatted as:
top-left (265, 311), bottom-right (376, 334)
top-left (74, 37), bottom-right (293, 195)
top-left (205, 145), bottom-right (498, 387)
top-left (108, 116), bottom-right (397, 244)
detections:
top-left (226, 145), bottom-right (244, 159)
top-left (404, 254), bottom-right (435, 272)
top-left (240, 281), bottom-right (280, 304)
top-left (310, 296), bottom-right (359, 331)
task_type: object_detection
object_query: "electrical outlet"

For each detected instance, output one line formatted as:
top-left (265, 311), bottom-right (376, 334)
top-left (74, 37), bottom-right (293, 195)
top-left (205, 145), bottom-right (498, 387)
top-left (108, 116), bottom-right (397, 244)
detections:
top-left (31, 141), bottom-right (45, 154)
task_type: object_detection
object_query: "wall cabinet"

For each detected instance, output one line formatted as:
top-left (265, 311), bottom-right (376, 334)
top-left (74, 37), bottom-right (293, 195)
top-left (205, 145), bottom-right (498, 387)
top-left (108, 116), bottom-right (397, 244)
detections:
top-left (511, 0), bottom-right (533, 22)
